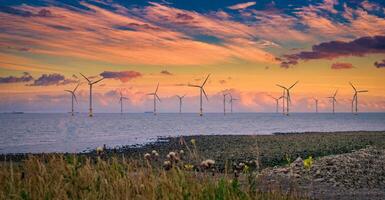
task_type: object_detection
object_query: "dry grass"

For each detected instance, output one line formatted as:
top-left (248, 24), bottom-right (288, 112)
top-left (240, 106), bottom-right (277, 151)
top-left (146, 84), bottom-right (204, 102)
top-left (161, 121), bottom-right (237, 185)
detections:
top-left (0, 155), bottom-right (306, 200)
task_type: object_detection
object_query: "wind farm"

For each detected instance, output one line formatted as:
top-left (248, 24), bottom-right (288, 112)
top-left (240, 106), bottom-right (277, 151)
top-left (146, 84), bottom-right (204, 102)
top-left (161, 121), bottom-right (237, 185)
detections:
top-left (1, 0), bottom-right (384, 199)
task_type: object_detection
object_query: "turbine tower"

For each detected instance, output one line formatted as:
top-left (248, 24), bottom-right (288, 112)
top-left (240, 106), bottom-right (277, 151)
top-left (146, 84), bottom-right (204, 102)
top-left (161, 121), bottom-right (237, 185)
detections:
top-left (176, 95), bottom-right (185, 113)
top-left (313, 98), bottom-right (318, 113)
top-left (229, 93), bottom-right (238, 113)
top-left (119, 90), bottom-right (128, 114)
top-left (147, 83), bottom-right (161, 115)
top-left (80, 73), bottom-right (104, 117)
top-left (64, 82), bottom-right (80, 116)
top-left (276, 81), bottom-right (298, 116)
top-left (349, 82), bottom-right (368, 115)
top-left (222, 91), bottom-right (229, 115)
top-left (327, 89), bottom-right (338, 114)
top-left (188, 74), bottom-right (210, 116)
top-left (268, 95), bottom-right (283, 113)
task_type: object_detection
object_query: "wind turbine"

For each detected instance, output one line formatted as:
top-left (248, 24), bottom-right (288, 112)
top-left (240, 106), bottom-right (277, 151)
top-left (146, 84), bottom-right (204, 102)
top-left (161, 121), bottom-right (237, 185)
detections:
top-left (229, 93), bottom-right (238, 113)
top-left (147, 83), bottom-right (161, 115)
top-left (313, 98), bottom-right (319, 113)
top-left (119, 90), bottom-right (128, 114)
top-left (80, 73), bottom-right (104, 117)
top-left (222, 91), bottom-right (229, 115)
top-left (349, 82), bottom-right (368, 115)
top-left (276, 81), bottom-right (298, 116)
top-left (188, 74), bottom-right (210, 116)
top-left (64, 82), bottom-right (80, 116)
top-left (268, 94), bottom-right (283, 113)
top-left (327, 89), bottom-right (338, 114)
top-left (176, 95), bottom-right (185, 113)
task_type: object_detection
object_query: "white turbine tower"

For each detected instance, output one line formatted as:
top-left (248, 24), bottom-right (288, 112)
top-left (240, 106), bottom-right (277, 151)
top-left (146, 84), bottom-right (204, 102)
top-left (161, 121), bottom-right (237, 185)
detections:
top-left (268, 94), bottom-right (283, 113)
top-left (188, 74), bottom-right (210, 116)
top-left (176, 95), bottom-right (185, 114)
top-left (119, 90), bottom-right (128, 114)
top-left (276, 81), bottom-right (298, 116)
top-left (80, 73), bottom-right (104, 117)
top-left (313, 98), bottom-right (319, 113)
top-left (222, 91), bottom-right (229, 115)
top-left (327, 89), bottom-right (338, 114)
top-left (349, 82), bottom-right (368, 115)
top-left (228, 93), bottom-right (238, 113)
top-left (64, 82), bottom-right (80, 116)
top-left (147, 83), bottom-right (161, 115)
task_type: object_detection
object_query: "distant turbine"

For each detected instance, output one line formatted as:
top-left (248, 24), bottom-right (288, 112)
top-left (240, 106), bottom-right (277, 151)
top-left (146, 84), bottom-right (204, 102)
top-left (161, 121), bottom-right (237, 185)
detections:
top-left (349, 82), bottom-right (368, 115)
top-left (222, 91), bottom-right (229, 115)
top-left (176, 95), bottom-right (185, 113)
top-left (147, 83), bottom-right (161, 115)
top-left (268, 94), bottom-right (283, 113)
top-left (119, 90), bottom-right (128, 114)
top-left (188, 74), bottom-right (210, 116)
top-left (276, 81), bottom-right (298, 116)
top-left (80, 73), bottom-right (104, 117)
top-left (313, 98), bottom-right (318, 113)
top-left (64, 82), bottom-right (80, 116)
top-left (229, 93), bottom-right (238, 113)
top-left (327, 89), bottom-right (338, 114)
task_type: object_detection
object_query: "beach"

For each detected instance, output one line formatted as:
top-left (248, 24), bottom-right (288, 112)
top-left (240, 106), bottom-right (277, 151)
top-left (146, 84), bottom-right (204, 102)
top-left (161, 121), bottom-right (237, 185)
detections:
top-left (1, 131), bottom-right (385, 199)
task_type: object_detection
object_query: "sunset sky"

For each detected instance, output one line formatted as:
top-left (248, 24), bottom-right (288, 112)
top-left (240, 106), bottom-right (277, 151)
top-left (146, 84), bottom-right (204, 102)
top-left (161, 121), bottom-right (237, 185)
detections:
top-left (0, 0), bottom-right (384, 113)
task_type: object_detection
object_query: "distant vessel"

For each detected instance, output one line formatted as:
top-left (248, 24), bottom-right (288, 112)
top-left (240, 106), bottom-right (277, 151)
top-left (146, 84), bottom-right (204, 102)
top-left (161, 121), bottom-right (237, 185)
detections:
top-left (144, 111), bottom-right (154, 114)
top-left (11, 111), bottom-right (24, 114)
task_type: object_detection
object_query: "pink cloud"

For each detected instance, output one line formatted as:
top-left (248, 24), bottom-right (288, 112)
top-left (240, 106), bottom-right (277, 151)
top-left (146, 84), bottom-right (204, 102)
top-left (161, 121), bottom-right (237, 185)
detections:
top-left (331, 62), bottom-right (354, 69)
top-left (228, 2), bottom-right (256, 10)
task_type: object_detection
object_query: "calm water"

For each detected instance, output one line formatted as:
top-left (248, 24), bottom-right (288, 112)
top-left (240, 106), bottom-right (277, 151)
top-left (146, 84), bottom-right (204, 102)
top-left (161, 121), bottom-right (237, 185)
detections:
top-left (1, 113), bottom-right (385, 153)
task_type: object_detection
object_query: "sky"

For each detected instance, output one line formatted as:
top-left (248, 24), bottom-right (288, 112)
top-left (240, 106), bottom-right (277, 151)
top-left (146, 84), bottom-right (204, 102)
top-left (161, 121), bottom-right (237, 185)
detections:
top-left (0, 0), bottom-right (384, 113)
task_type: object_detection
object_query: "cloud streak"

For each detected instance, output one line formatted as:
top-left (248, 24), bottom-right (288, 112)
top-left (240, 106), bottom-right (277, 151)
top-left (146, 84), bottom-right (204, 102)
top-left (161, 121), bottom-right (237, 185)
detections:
top-left (331, 62), bottom-right (354, 70)
top-left (0, 72), bottom-right (33, 84)
top-left (228, 2), bottom-right (256, 10)
top-left (100, 71), bottom-right (142, 83)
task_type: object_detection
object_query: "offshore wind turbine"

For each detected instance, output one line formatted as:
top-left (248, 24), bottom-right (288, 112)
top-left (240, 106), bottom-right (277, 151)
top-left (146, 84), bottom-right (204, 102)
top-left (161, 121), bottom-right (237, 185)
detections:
top-left (268, 94), bottom-right (283, 113)
top-left (229, 93), bottom-right (238, 113)
top-left (119, 90), bottom-right (128, 114)
top-left (176, 95), bottom-right (185, 113)
top-left (188, 74), bottom-right (210, 116)
top-left (313, 98), bottom-right (319, 113)
top-left (222, 91), bottom-right (229, 115)
top-left (276, 81), bottom-right (298, 116)
top-left (147, 83), bottom-right (161, 115)
top-left (349, 82), bottom-right (368, 115)
top-left (64, 82), bottom-right (80, 116)
top-left (80, 73), bottom-right (104, 117)
top-left (327, 89), bottom-right (338, 114)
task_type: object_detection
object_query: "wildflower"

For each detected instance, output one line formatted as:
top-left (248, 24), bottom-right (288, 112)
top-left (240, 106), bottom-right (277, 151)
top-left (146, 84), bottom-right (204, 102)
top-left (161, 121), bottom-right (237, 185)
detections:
top-left (243, 165), bottom-right (249, 173)
top-left (151, 150), bottom-right (158, 156)
top-left (163, 160), bottom-right (172, 171)
top-left (96, 146), bottom-right (104, 155)
top-left (303, 156), bottom-right (313, 170)
top-left (200, 159), bottom-right (215, 169)
top-left (179, 150), bottom-right (184, 154)
top-left (144, 153), bottom-right (151, 160)
top-left (184, 164), bottom-right (194, 170)
top-left (191, 139), bottom-right (196, 145)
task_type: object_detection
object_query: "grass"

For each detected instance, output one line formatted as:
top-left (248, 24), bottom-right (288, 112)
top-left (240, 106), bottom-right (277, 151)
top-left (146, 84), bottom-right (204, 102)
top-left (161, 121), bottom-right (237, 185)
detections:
top-left (0, 155), bottom-right (306, 200)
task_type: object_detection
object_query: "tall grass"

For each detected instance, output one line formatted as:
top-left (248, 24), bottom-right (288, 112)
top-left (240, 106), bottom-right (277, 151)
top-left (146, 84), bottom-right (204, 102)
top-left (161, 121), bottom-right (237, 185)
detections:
top-left (0, 155), bottom-right (306, 200)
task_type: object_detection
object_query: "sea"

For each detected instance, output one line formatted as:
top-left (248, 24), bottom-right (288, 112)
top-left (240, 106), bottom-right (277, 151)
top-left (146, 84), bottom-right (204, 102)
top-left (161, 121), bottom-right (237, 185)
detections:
top-left (1, 113), bottom-right (385, 154)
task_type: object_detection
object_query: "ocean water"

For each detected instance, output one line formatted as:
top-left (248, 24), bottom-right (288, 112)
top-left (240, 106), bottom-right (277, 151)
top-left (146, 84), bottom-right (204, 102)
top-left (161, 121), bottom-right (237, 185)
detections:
top-left (1, 113), bottom-right (385, 154)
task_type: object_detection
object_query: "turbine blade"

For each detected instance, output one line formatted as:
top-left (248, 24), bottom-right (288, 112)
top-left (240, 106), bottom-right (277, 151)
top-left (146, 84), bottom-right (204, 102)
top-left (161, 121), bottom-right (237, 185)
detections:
top-left (73, 82), bottom-right (80, 92)
top-left (333, 89), bottom-right (338, 97)
top-left (358, 90), bottom-right (368, 93)
top-left (92, 77), bottom-right (104, 84)
top-left (288, 81), bottom-right (299, 89)
top-left (349, 82), bottom-right (357, 92)
top-left (202, 88), bottom-right (209, 101)
top-left (155, 82), bottom-right (159, 93)
top-left (156, 94), bottom-right (161, 102)
top-left (80, 73), bottom-right (90, 83)
top-left (73, 94), bottom-right (78, 104)
top-left (64, 90), bottom-right (72, 93)
top-left (188, 84), bottom-right (200, 87)
top-left (276, 84), bottom-right (287, 89)
top-left (147, 93), bottom-right (155, 95)
top-left (201, 74), bottom-right (211, 87)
